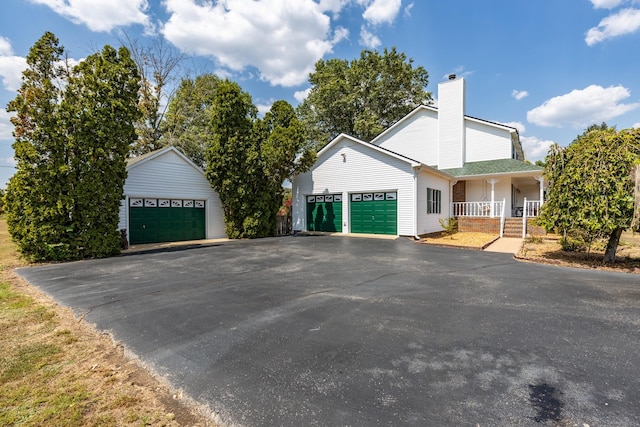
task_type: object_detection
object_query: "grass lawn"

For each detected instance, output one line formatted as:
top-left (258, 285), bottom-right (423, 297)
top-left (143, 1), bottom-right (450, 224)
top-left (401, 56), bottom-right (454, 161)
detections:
top-left (421, 228), bottom-right (640, 274)
top-left (519, 231), bottom-right (640, 273)
top-left (0, 218), bottom-right (214, 426)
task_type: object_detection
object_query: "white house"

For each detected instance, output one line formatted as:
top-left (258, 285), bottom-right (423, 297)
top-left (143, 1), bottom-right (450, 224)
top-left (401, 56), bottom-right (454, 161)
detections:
top-left (118, 146), bottom-right (226, 245)
top-left (292, 75), bottom-right (545, 238)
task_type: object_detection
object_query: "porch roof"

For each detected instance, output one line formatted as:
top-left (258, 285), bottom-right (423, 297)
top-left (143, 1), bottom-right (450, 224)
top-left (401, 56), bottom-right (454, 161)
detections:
top-left (440, 158), bottom-right (542, 178)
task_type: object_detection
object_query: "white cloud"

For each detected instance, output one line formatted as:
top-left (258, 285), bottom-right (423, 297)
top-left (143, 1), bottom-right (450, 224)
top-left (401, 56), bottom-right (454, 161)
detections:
top-left (0, 37), bottom-right (12, 56)
top-left (442, 66), bottom-right (474, 81)
top-left (499, 120), bottom-right (553, 160)
top-left (404, 2), bottom-right (415, 17)
top-left (0, 37), bottom-right (27, 91)
top-left (4, 157), bottom-right (17, 166)
top-left (294, 87), bottom-right (311, 103)
top-left (590, 0), bottom-right (625, 9)
top-left (500, 121), bottom-right (526, 134)
top-left (256, 101), bottom-right (273, 117)
top-left (633, 122), bottom-right (640, 128)
top-left (0, 108), bottom-right (15, 140)
top-left (361, 0), bottom-right (402, 25)
top-left (521, 135), bottom-right (556, 161)
top-left (29, 0), bottom-right (152, 33)
top-left (512, 89), bottom-right (529, 100)
top-left (162, 0), bottom-right (347, 87)
top-left (318, 0), bottom-right (350, 14)
top-left (360, 26), bottom-right (381, 48)
top-left (527, 85), bottom-right (640, 127)
top-left (585, 8), bottom-right (640, 45)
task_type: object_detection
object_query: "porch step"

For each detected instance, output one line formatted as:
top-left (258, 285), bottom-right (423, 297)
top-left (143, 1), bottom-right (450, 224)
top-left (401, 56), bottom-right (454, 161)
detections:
top-left (502, 218), bottom-right (522, 238)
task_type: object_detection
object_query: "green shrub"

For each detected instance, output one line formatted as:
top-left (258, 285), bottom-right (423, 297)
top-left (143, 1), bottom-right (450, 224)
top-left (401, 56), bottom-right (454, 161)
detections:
top-left (439, 217), bottom-right (458, 238)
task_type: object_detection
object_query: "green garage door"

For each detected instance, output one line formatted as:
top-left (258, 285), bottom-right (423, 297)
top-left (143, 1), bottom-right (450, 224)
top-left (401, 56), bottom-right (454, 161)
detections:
top-left (129, 198), bottom-right (206, 244)
top-left (307, 194), bottom-right (342, 232)
top-left (350, 192), bottom-right (397, 235)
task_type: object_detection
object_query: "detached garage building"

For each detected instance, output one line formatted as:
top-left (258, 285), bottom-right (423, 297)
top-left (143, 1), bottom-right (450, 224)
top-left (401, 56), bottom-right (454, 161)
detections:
top-left (118, 146), bottom-right (226, 245)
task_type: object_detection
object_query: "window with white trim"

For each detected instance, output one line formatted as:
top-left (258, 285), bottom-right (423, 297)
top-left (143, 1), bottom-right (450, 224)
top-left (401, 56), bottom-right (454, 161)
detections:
top-left (427, 188), bottom-right (441, 214)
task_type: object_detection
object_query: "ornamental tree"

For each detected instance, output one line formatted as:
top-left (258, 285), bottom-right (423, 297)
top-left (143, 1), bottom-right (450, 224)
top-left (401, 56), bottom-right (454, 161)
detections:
top-left (5, 32), bottom-right (140, 261)
top-left (538, 125), bottom-right (640, 263)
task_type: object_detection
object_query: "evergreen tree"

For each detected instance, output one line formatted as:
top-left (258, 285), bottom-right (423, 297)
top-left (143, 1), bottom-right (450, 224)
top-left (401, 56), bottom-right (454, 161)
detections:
top-left (205, 80), bottom-right (314, 238)
top-left (5, 32), bottom-right (140, 261)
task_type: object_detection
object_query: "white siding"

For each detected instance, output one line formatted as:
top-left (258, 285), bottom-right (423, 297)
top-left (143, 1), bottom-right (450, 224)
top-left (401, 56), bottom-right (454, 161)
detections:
top-left (464, 178), bottom-right (512, 216)
top-left (465, 120), bottom-right (513, 163)
top-left (438, 78), bottom-right (466, 169)
top-left (292, 138), bottom-right (417, 236)
top-left (374, 108), bottom-right (439, 166)
top-left (119, 149), bottom-right (226, 239)
top-left (416, 171), bottom-right (451, 235)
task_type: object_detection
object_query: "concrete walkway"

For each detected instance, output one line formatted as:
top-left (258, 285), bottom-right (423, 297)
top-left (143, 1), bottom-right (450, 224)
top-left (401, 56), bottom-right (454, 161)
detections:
top-left (483, 237), bottom-right (523, 255)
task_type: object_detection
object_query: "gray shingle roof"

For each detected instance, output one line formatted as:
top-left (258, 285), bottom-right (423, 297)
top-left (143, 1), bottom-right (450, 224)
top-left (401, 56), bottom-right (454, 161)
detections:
top-left (441, 158), bottom-right (542, 177)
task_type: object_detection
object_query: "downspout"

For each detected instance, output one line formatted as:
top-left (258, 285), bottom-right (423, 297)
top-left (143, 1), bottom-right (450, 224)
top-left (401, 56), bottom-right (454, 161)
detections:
top-left (413, 166), bottom-right (420, 240)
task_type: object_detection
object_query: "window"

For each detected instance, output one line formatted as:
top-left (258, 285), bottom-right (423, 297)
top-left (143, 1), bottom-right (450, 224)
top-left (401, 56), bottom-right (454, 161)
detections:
top-left (427, 188), bottom-right (441, 214)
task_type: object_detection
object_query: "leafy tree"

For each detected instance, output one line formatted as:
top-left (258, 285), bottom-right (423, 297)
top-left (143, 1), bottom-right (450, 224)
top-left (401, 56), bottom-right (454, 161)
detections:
top-left (297, 47), bottom-right (431, 145)
top-left (206, 80), bottom-right (314, 238)
top-left (5, 32), bottom-right (140, 261)
top-left (161, 74), bottom-right (221, 167)
top-left (538, 125), bottom-right (640, 263)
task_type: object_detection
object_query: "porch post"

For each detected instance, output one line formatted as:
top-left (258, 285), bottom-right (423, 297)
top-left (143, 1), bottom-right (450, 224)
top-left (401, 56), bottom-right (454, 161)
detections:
top-left (535, 176), bottom-right (544, 203)
top-left (450, 180), bottom-right (458, 217)
top-left (487, 179), bottom-right (498, 218)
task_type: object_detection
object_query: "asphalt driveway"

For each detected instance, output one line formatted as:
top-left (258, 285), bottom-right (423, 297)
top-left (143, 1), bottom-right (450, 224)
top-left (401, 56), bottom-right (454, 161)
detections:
top-left (17, 236), bottom-right (640, 426)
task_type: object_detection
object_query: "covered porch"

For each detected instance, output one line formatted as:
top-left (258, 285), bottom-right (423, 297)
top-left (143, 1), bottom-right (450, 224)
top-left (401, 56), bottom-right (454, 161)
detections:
top-left (450, 174), bottom-right (546, 238)
top-left (440, 159), bottom-right (546, 237)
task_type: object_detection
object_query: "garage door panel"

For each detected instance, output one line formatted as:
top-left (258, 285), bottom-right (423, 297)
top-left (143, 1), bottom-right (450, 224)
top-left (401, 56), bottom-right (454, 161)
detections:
top-left (350, 192), bottom-right (397, 235)
top-left (129, 199), bottom-right (206, 244)
top-left (307, 195), bottom-right (342, 232)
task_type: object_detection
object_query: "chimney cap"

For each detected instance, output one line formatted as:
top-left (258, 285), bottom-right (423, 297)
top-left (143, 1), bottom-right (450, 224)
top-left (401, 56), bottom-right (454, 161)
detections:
top-left (448, 73), bottom-right (456, 81)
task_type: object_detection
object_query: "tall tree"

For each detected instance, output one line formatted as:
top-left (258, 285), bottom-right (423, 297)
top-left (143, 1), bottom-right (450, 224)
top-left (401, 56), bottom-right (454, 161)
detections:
top-left (121, 34), bottom-right (185, 155)
top-left (538, 125), bottom-right (640, 263)
top-left (5, 32), bottom-right (140, 261)
top-left (297, 47), bottom-right (431, 146)
top-left (161, 74), bottom-right (221, 167)
top-left (205, 80), bottom-right (315, 238)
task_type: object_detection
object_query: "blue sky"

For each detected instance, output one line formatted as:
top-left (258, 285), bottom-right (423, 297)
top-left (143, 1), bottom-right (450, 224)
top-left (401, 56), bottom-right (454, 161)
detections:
top-left (1, 0), bottom-right (640, 187)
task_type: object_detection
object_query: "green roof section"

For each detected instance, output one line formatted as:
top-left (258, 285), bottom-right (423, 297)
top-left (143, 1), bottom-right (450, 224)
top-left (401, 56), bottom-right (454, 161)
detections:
top-left (441, 158), bottom-right (542, 177)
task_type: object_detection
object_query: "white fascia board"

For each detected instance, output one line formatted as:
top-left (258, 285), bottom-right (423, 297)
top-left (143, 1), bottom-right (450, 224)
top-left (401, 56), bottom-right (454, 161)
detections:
top-left (453, 170), bottom-right (542, 179)
top-left (464, 116), bottom-right (518, 134)
top-left (414, 164), bottom-right (453, 180)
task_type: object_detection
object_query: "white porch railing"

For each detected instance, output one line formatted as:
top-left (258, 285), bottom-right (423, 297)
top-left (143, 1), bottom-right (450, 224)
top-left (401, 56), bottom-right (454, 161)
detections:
top-left (499, 198), bottom-right (506, 238)
top-left (522, 198), bottom-right (542, 238)
top-left (452, 201), bottom-right (504, 218)
top-left (524, 199), bottom-right (541, 217)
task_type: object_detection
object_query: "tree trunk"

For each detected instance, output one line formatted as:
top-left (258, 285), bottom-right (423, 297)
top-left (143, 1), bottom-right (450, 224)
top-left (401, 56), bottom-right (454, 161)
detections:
top-left (603, 228), bottom-right (623, 263)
